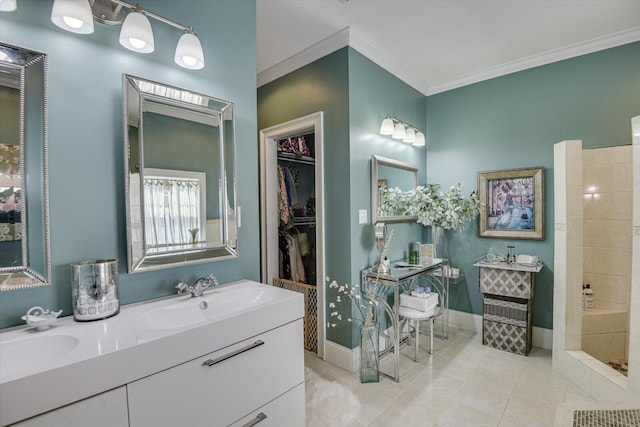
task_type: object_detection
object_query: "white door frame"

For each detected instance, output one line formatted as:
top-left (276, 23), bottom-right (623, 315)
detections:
top-left (259, 112), bottom-right (325, 359)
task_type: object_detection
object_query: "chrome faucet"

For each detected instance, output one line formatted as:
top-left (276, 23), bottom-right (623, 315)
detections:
top-left (176, 274), bottom-right (219, 297)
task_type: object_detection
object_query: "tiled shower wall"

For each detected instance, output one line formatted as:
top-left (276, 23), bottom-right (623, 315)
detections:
top-left (583, 146), bottom-right (633, 312)
top-left (582, 146), bottom-right (632, 363)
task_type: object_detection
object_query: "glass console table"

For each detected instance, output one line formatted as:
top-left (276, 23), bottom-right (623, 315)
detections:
top-left (361, 258), bottom-right (449, 382)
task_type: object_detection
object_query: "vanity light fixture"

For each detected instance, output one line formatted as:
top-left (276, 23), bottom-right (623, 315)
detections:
top-left (413, 131), bottom-right (426, 146)
top-left (51, 0), bottom-right (94, 34)
top-left (392, 122), bottom-right (406, 140)
top-left (0, 0), bottom-right (17, 12)
top-left (379, 116), bottom-right (394, 135)
top-left (632, 115), bottom-right (640, 137)
top-left (119, 8), bottom-right (154, 53)
top-left (50, 0), bottom-right (205, 70)
top-left (403, 127), bottom-right (416, 144)
top-left (379, 115), bottom-right (426, 147)
top-left (174, 30), bottom-right (205, 70)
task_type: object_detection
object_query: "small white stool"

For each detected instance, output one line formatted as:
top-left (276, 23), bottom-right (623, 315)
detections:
top-left (399, 306), bottom-right (435, 362)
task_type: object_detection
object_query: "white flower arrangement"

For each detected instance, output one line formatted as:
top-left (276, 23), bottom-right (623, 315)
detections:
top-left (327, 229), bottom-right (394, 329)
top-left (381, 182), bottom-right (480, 231)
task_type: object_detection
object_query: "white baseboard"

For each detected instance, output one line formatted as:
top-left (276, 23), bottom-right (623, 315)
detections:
top-left (323, 309), bottom-right (553, 367)
top-left (324, 339), bottom-right (359, 373)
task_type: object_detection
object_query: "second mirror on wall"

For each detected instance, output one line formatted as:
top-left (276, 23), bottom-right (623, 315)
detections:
top-left (123, 75), bottom-right (238, 273)
top-left (0, 42), bottom-right (51, 291)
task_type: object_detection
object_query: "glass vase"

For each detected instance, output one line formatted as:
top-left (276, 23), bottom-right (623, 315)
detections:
top-left (431, 225), bottom-right (446, 259)
top-left (359, 322), bottom-right (380, 383)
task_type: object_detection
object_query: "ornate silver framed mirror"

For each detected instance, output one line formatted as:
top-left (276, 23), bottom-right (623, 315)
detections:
top-left (0, 42), bottom-right (51, 290)
top-left (123, 74), bottom-right (238, 273)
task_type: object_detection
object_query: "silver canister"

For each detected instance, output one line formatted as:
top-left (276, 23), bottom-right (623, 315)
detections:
top-left (71, 259), bottom-right (120, 321)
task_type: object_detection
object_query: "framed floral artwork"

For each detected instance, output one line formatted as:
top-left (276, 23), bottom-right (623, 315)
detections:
top-left (477, 167), bottom-right (545, 240)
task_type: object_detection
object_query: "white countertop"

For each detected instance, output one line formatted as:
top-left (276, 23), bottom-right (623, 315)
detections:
top-left (473, 259), bottom-right (543, 273)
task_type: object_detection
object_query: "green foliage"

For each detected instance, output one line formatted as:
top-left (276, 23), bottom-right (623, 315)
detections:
top-left (381, 183), bottom-right (480, 231)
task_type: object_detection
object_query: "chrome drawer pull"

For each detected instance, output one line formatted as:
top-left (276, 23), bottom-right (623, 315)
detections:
top-left (202, 340), bottom-right (265, 367)
top-left (242, 412), bottom-right (267, 427)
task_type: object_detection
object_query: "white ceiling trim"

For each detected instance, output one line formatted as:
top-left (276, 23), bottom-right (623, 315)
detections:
top-left (257, 27), bottom-right (350, 88)
top-left (427, 26), bottom-right (640, 95)
top-left (348, 28), bottom-right (431, 95)
top-left (258, 25), bottom-right (640, 96)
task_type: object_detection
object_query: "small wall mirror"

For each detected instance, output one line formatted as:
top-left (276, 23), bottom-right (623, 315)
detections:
top-left (371, 155), bottom-right (418, 223)
top-left (124, 75), bottom-right (238, 273)
top-left (0, 43), bottom-right (51, 290)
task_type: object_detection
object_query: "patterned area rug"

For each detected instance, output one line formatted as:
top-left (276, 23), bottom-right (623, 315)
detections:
top-left (573, 409), bottom-right (640, 426)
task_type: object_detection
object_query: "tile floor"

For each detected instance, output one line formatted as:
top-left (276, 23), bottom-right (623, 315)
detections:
top-left (304, 327), bottom-right (601, 427)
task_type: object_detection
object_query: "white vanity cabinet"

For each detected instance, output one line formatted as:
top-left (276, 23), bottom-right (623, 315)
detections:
top-left (1, 281), bottom-right (305, 427)
top-left (231, 383), bottom-right (305, 427)
top-left (127, 319), bottom-right (304, 427)
top-left (10, 387), bottom-right (129, 427)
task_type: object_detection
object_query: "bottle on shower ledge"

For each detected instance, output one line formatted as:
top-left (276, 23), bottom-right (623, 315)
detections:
top-left (584, 283), bottom-right (593, 311)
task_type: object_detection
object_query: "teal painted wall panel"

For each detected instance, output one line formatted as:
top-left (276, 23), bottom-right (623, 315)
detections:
top-left (347, 48), bottom-right (427, 347)
top-left (257, 49), bottom-right (352, 346)
top-left (426, 41), bottom-right (640, 329)
top-left (0, 0), bottom-right (257, 328)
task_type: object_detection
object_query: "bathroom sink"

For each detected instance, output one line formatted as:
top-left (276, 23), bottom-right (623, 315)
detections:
top-left (137, 284), bottom-right (279, 331)
top-left (0, 334), bottom-right (80, 381)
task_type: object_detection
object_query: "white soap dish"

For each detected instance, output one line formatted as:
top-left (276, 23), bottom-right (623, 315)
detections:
top-left (22, 306), bottom-right (63, 331)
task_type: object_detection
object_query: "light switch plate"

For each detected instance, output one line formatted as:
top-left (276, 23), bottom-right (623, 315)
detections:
top-left (358, 209), bottom-right (368, 224)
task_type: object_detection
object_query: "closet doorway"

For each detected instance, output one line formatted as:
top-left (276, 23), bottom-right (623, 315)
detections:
top-left (259, 112), bottom-right (325, 359)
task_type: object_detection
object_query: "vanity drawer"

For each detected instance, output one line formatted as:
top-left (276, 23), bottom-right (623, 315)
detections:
top-left (230, 382), bottom-right (305, 427)
top-left (127, 319), bottom-right (303, 427)
top-left (479, 267), bottom-right (534, 299)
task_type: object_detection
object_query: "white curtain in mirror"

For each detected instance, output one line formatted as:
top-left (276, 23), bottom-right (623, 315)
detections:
top-left (143, 175), bottom-right (202, 248)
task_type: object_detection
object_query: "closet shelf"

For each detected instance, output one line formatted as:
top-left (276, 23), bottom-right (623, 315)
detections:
top-left (277, 152), bottom-right (315, 165)
top-left (293, 216), bottom-right (316, 225)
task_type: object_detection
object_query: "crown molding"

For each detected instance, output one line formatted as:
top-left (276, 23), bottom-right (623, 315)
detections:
top-left (257, 26), bottom-right (431, 94)
top-left (347, 28), bottom-right (431, 95)
top-left (257, 27), bottom-right (351, 88)
top-left (426, 26), bottom-right (640, 95)
top-left (258, 26), bottom-right (640, 96)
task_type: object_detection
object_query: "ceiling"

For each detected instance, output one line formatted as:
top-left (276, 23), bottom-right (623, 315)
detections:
top-left (256, 0), bottom-right (640, 95)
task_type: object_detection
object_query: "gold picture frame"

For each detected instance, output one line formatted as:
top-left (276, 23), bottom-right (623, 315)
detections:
top-left (477, 167), bottom-right (545, 240)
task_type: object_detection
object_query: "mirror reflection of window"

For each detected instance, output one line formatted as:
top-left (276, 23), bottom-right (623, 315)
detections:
top-left (142, 170), bottom-right (206, 252)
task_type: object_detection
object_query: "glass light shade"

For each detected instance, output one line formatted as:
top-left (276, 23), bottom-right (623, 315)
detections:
top-left (379, 117), bottom-right (394, 135)
top-left (392, 123), bottom-right (406, 140)
top-left (0, 0), bottom-right (17, 12)
top-left (632, 115), bottom-right (640, 137)
top-left (175, 32), bottom-right (205, 70)
top-left (51, 0), bottom-right (94, 34)
top-left (413, 131), bottom-right (426, 146)
top-left (403, 127), bottom-right (416, 143)
top-left (119, 11), bottom-right (154, 53)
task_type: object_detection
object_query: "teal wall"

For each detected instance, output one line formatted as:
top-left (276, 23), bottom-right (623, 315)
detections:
top-left (257, 48), bottom-right (352, 346)
top-left (258, 48), bottom-right (427, 348)
top-left (347, 48), bottom-right (426, 347)
top-left (0, 0), bottom-right (258, 329)
top-left (427, 41), bottom-right (640, 329)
